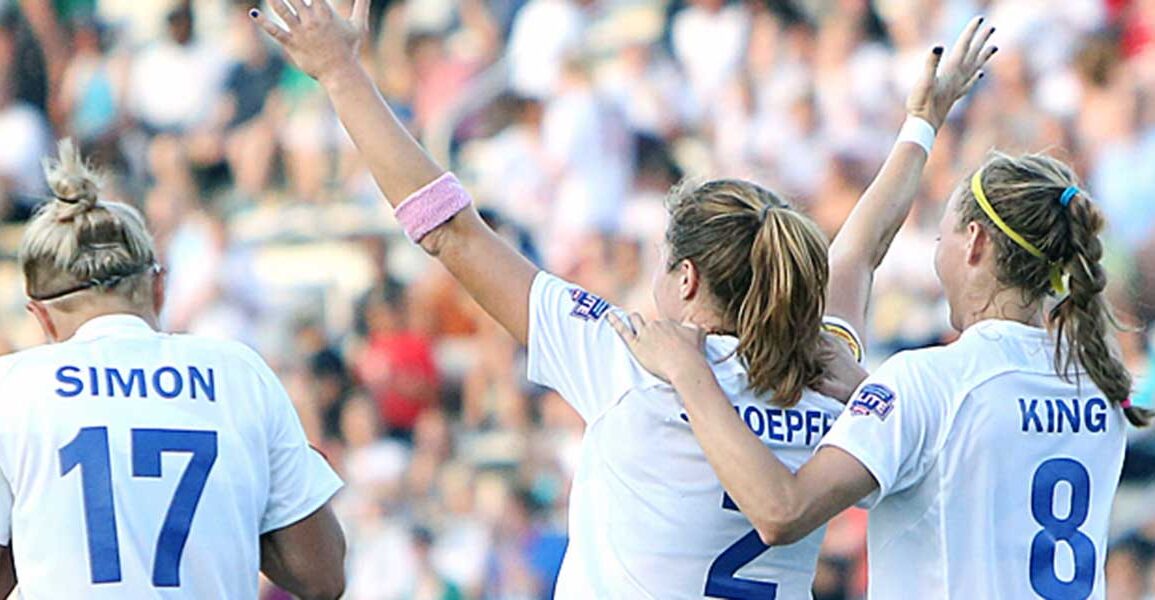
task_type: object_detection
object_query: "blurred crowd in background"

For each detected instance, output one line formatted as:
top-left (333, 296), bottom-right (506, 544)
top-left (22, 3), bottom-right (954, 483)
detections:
top-left (0, 0), bottom-right (1154, 598)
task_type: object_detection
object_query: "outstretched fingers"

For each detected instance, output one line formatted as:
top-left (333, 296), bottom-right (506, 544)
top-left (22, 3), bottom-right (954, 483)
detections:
top-left (922, 45), bottom-right (945, 83)
top-left (350, 0), bottom-right (370, 30)
top-left (966, 24), bottom-right (997, 67)
top-left (250, 8), bottom-right (291, 45)
top-left (268, 0), bottom-right (300, 26)
top-left (948, 16), bottom-right (984, 65)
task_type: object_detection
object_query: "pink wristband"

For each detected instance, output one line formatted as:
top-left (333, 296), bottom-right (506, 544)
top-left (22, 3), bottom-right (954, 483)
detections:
top-left (1121, 397), bottom-right (1133, 409)
top-left (394, 172), bottom-right (472, 242)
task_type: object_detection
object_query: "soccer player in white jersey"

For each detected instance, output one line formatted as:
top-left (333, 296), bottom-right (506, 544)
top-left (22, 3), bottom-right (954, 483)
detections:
top-left (613, 91), bottom-right (1154, 600)
top-left (249, 2), bottom-right (991, 596)
top-left (0, 141), bottom-right (346, 599)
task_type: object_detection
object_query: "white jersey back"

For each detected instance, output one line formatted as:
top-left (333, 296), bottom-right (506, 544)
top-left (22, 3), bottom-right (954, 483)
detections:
top-left (820, 319), bottom-right (1126, 599)
top-left (0, 315), bottom-right (342, 599)
top-left (528, 273), bottom-right (853, 599)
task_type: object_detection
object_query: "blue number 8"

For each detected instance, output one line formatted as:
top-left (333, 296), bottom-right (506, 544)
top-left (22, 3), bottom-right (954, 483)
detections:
top-left (1029, 458), bottom-right (1095, 599)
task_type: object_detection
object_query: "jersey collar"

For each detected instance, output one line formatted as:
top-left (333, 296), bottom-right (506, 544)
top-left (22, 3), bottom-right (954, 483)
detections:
top-left (962, 318), bottom-right (1050, 342)
top-left (71, 314), bottom-right (157, 342)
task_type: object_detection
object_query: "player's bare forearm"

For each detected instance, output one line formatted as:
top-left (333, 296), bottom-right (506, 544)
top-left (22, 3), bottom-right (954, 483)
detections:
top-left (259, 504), bottom-right (346, 600)
top-left (827, 142), bottom-right (928, 333)
top-left (318, 61), bottom-right (442, 206)
top-left (827, 18), bottom-right (997, 335)
top-left (671, 365), bottom-right (876, 546)
top-left (297, 30), bottom-right (537, 343)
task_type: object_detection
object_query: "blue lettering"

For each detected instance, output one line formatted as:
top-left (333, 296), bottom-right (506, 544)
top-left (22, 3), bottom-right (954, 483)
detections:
top-left (767, 409), bottom-right (783, 442)
top-left (106, 368), bottom-right (147, 398)
top-left (153, 367), bottom-right (184, 399)
top-left (823, 413), bottom-right (834, 436)
top-left (785, 411), bottom-right (803, 443)
top-left (1085, 397), bottom-right (1108, 433)
top-left (744, 406), bottom-right (765, 437)
top-left (189, 367), bottom-right (215, 402)
top-left (805, 411), bottom-right (823, 445)
top-left (1056, 399), bottom-right (1079, 433)
top-left (88, 367), bottom-right (100, 397)
top-left (1020, 399), bottom-right (1043, 432)
top-left (56, 366), bottom-right (83, 397)
top-left (1045, 399), bottom-right (1055, 433)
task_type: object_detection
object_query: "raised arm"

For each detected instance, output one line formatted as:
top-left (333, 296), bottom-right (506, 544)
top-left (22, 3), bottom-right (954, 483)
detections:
top-left (251, 0), bottom-right (538, 344)
top-left (827, 17), bottom-right (996, 337)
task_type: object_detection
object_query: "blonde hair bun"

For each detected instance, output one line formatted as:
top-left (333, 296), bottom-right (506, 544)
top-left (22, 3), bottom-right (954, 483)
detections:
top-left (42, 138), bottom-right (100, 222)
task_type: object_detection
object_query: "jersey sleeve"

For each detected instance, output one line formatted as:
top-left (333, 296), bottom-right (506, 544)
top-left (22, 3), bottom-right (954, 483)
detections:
top-left (258, 362), bottom-right (344, 534)
top-left (822, 315), bottom-right (864, 364)
top-left (817, 352), bottom-right (944, 508)
top-left (526, 272), bottom-right (653, 422)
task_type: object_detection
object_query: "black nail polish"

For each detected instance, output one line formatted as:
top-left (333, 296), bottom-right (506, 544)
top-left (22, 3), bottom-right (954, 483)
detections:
top-left (979, 72), bottom-right (985, 78)
top-left (992, 47), bottom-right (998, 54)
top-left (978, 16), bottom-right (984, 24)
top-left (933, 46), bottom-right (944, 55)
top-left (249, 8), bottom-right (259, 18)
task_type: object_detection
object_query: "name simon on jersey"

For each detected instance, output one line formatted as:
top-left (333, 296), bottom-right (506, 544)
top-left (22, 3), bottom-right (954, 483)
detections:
top-left (1018, 397), bottom-right (1109, 434)
top-left (681, 405), bottom-right (833, 447)
top-left (54, 365), bottom-right (216, 401)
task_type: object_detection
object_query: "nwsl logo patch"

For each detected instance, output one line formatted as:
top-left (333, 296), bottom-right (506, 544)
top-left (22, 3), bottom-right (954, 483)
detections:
top-left (569, 288), bottom-right (610, 321)
top-left (850, 383), bottom-right (896, 420)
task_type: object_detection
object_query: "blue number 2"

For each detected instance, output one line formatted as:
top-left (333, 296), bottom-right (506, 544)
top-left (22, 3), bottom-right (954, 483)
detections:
top-left (704, 493), bottom-right (778, 599)
top-left (1029, 458), bottom-right (1096, 600)
top-left (59, 427), bottom-right (218, 587)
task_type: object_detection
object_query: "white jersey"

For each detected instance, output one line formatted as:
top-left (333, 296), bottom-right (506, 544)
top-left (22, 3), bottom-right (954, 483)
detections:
top-left (0, 315), bottom-right (343, 599)
top-left (819, 319), bottom-right (1127, 599)
top-left (528, 273), bottom-right (855, 599)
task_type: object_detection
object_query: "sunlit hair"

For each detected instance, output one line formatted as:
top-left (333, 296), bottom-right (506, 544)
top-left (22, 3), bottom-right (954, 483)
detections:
top-left (19, 139), bottom-right (157, 308)
top-left (665, 179), bottom-right (829, 407)
top-left (958, 152), bottom-right (1150, 427)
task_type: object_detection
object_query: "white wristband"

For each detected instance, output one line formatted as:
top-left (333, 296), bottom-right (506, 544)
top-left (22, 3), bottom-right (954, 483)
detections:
top-left (897, 116), bottom-right (937, 155)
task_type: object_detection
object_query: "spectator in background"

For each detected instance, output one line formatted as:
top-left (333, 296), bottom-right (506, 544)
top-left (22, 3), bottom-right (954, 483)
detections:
top-left (0, 15), bottom-right (51, 221)
top-left (671, 0), bottom-right (750, 123)
top-left (354, 284), bottom-right (441, 442)
top-left (506, 0), bottom-right (591, 99)
top-left (220, 6), bottom-right (285, 200)
top-left (126, 5), bottom-right (226, 136)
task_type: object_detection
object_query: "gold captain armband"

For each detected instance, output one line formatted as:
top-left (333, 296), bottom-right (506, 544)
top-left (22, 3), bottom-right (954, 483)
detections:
top-left (822, 321), bottom-right (863, 364)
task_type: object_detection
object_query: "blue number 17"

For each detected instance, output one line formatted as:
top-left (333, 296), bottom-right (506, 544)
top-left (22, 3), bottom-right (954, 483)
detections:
top-left (60, 427), bottom-right (218, 587)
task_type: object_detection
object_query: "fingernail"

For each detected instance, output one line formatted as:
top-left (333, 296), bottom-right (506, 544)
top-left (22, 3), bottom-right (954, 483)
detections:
top-left (978, 16), bottom-right (984, 24)
top-left (249, 8), bottom-right (259, 18)
top-left (992, 47), bottom-right (998, 54)
top-left (933, 46), bottom-right (944, 55)
top-left (979, 72), bottom-right (985, 78)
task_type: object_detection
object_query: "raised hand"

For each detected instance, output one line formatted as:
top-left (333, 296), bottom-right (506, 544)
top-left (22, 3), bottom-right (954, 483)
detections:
top-left (607, 312), bottom-right (708, 383)
top-left (907, 16), bottom-right (997, 130)
top-left (250, 0), bottom-right (370, 83)
top-left (812, 332), bottom-right (869, 404)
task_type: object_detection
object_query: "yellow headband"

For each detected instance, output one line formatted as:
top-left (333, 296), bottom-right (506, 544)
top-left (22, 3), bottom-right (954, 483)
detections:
top-left (970, 168), bottom-right (1067, 295)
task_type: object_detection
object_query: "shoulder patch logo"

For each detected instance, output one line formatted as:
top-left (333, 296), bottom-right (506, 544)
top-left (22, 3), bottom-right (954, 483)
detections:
top-left (569, 288), bottom-right (610, 321)
top-left (849, 383), bottom-right (896, 420)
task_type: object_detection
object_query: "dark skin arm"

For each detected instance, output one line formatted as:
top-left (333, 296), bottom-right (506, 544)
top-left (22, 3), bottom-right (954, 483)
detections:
top-left (259, 504), bottom-right (346, 600)
top-left (0, 544), bottom-right (15, 598)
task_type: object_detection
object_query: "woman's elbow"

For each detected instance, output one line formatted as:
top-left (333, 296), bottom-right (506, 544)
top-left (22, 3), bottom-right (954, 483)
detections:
top-left (752, 509), bottom-right (810, 546)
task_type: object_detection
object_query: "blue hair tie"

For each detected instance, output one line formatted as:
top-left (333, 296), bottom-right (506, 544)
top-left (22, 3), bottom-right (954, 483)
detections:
top-left (1059, 186), bottom-right (1079, 207)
